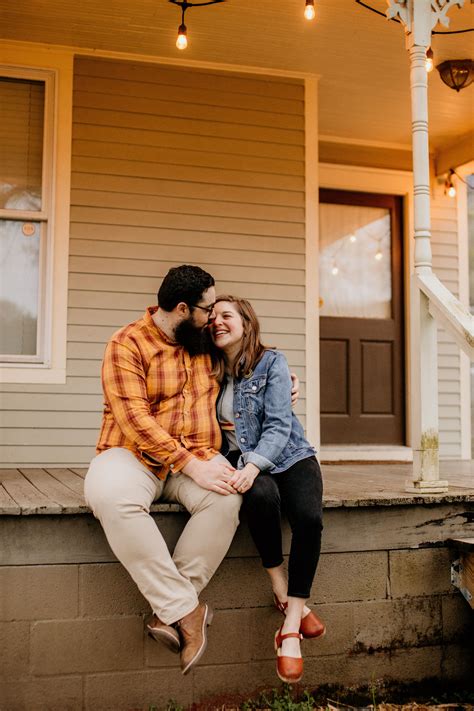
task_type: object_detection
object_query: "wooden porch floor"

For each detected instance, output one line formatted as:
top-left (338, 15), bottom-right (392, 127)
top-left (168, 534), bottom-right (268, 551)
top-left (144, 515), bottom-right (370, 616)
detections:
top-left (0, 460), bottom-right (473, 516)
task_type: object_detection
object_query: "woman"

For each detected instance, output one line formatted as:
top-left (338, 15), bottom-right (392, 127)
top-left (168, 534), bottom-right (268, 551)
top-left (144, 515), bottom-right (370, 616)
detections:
top-left (210, 295), bottom-right (325, 683)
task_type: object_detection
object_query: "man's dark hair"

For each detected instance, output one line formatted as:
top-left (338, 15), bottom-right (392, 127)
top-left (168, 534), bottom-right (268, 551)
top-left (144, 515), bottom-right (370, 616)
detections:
top-left (157, 265), bottom-right (215, 312)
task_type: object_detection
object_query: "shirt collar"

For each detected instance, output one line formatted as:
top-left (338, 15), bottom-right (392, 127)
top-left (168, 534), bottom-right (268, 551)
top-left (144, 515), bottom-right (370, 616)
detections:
top-left (144, 306), bottom-right (177, 345)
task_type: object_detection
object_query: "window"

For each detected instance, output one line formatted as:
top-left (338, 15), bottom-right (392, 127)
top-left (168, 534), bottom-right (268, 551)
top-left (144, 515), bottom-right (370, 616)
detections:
top-left (0, 75), bottom-right (52, 363)
top-left (0, 56), bottom-right (72, 383)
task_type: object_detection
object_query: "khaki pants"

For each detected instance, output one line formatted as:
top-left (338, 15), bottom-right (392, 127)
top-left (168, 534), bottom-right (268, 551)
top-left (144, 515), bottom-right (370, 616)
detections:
top-left (84, 447), bottom-right (242, 625)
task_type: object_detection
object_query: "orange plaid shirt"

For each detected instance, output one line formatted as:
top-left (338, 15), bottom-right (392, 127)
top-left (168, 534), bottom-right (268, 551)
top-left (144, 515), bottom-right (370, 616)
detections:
top-left (97, 306), bottom-right (221, 479)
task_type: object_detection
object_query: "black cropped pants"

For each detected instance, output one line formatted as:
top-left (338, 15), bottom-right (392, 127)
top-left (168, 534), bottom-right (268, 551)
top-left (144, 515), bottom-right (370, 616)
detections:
top-left (233, 454), bottom-right (323, 599)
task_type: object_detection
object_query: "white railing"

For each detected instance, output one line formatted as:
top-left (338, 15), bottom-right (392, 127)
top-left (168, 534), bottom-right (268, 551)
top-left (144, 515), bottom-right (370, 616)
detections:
top-left (409, 272), bottom-right (473, 493)
top-left (417, 274), bottom-right (474, 361)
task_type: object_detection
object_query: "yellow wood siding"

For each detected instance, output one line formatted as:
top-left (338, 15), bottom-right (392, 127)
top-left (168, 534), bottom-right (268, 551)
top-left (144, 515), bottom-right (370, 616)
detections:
top-left (431, 185), bottom-right (463, 458)
top-left (0, 57), bottom-right (305, 466)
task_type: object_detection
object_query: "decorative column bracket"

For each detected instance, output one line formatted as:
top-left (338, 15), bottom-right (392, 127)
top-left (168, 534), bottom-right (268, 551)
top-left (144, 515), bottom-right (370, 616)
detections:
top-left (386, 0), bottom-right (464, 36)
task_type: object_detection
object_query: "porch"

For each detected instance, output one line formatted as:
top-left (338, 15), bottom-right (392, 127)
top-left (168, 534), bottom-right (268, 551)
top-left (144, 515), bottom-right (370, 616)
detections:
top-left (1, 462), bottom-right (473, 710)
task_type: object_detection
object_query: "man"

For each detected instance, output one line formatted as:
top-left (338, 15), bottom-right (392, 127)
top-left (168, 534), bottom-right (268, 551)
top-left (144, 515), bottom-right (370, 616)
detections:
top-left (84, 265), bottom-right (241, 675)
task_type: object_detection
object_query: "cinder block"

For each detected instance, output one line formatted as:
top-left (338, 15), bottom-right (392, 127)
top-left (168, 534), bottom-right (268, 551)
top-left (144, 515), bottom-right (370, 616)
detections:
top-left (79, 563), bottom-right (149, 617)
top-left (0, 565), bottom-right (78, 621)
top-left (304, 603), bottom-right (354, 657)
top-left (441, 593), bottom-right (474, 642)
top-left (304, 646), bottom-right (443, 687)
top-left (353, 597), bottom-right (442, 652)
top-left (193, 661), bottom-right (251, 702)
top-left (310, 551), bottom-right (388, 604)
top-left (0, 622), bottom-right (30, 679)
top-left (84, 668), bottom-right (193, 710)
top-left (389, 548), bottom-right (452, 598)
top-left (1, 675), bottom-right (83, 710)
top-left (346, 645), bottom-right (443, 685)
top-left (441, 642), bottom-right (474, 681)
top-left (31, 616), bottom-right (144, 674)
top-left (204, 557), bottom-right (270, 609)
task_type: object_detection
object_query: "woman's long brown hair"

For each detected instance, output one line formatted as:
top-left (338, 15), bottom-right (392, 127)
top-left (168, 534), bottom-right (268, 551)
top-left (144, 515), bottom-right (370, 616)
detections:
top-left (210, 295), bottom-right (267, 382)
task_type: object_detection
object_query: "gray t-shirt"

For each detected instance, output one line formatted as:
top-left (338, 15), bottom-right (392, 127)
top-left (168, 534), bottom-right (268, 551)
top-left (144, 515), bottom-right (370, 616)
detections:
top-left (217, 376), bottom-right (239, 452)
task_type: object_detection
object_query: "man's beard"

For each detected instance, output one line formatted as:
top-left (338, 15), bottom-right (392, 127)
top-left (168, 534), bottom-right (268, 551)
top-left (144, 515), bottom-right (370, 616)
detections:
top-left (174, 317), bottom-right (210, 356)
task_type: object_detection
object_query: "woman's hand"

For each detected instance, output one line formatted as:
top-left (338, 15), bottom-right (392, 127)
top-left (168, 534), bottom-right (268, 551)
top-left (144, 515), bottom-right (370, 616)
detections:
top-left (229, 462), bottom-right (260, 493)
top-left (290, 372), bottom-right (300, 407)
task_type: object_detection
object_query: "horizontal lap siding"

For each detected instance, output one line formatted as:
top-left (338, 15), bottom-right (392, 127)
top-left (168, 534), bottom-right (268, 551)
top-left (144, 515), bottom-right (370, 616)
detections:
top-left (431, 187), bottom-right (462, 459)
top-left (0, 57), bottom-right (306, 466)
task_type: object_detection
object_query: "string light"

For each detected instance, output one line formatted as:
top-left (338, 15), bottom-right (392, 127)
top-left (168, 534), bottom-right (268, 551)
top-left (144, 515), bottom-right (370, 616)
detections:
top-left (331, 265), bottom-right (339, 276)
top-left (445, 169), bottom-right (456, 198)
top-left (425, 47), bottom-right (434, 73)
top-left (176, 23), bottom-right (188, 49)
top-left (304, 0), bottom-right (316, 21)
top-left (169, 0), bottom-right (225, 51)
top-left (349, 234), bottom-right (357, 243)
top-left (375, 250), bottom-right (383, 261)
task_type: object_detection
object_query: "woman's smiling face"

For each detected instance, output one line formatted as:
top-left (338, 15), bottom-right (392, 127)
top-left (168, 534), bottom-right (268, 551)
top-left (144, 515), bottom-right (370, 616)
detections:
top-left (211, 301), bottom-right (245, 353)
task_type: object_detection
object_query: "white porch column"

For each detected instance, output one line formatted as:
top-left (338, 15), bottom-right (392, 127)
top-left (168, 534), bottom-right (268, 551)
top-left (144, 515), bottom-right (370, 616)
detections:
top-left (408, 39), bottom-right (447, 491)
top-left (387, 0), bottom-right (462, 492)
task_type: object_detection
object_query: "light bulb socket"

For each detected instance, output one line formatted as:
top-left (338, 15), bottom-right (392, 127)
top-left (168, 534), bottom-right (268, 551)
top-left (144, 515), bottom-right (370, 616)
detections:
top-left (178, 23), bottom-right (187, 36)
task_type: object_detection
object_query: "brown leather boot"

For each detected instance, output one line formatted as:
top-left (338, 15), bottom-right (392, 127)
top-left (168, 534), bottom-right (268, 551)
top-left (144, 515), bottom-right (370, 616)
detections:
top-left (177, 603), bottom-right (213, 675)
top-left (146, 615), bottom-right (181, 653)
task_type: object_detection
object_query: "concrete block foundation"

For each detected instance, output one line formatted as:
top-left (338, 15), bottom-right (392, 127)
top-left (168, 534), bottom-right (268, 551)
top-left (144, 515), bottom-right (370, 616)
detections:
top-left (1, 499), bottom-right (473, 710)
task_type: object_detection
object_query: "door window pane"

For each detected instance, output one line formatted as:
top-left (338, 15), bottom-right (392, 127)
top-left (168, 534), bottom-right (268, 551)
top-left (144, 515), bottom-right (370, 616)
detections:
top-left (0, 220), bottom-right (40, 356)
top-left (0, 77), bottom-right (44, 210)
top-left (319, 203), bottom-right (392, 319)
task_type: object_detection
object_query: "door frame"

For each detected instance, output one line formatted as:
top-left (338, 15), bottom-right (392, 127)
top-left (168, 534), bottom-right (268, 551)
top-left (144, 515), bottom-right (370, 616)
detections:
top-left (306, 162), bottom-right (414, 457)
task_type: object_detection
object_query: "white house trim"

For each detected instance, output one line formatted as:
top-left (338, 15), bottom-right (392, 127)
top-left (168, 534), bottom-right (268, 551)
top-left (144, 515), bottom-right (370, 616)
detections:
top-left (456, 160), bottom-right (473, 460)
top-left (0, 45), bottom-right (73, 384)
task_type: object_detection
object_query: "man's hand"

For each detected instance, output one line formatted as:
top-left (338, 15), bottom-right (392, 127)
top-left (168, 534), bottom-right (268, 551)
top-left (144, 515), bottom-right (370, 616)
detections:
top-left (182, 456), bottom-right (237, 495)
top-left (228, 463), bottom-right (259, 494)
top-left (290, 372), bottom-right (300, 407)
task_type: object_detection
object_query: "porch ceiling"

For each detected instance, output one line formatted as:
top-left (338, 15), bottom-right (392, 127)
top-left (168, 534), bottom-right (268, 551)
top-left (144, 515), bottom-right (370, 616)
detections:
top-left (1, 0), bottom-right (473, 153)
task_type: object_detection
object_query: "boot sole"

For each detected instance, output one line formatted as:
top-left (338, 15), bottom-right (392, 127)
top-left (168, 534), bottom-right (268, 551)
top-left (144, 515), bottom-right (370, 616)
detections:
top-left (147, 625), bottom-right (181, 654)
top-left (181, 604), bottom-right (213, 675)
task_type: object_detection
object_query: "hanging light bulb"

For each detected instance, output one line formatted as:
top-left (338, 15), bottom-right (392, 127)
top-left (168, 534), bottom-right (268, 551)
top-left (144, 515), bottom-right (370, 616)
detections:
top-left (331, 265), bottom-right (339, 276)
top-left (304, 0), bottom-right (316, 20)
top-left (445, 169), bottom-right (456, 198)
top-left (349, 234), bottom-right (357, 243)
top-left (425, 47), bottom-right (434, 73)
top-left (375, 250), bottom-right (383, 261)
top-left (176, 23), bottom-right (188, 50)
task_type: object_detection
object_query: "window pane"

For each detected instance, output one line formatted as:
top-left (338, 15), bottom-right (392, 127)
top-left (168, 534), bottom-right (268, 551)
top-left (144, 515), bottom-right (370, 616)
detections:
top-left (0, 220), bottom-right (40, 356)
top-left (0, 77), bottom-right (44, 211)
top-left (319, 203), bottom-right (392, 319)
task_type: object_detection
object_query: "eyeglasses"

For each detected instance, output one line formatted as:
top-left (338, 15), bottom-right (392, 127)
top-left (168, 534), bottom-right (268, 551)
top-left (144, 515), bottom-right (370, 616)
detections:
top-left (190, 302), bottom-right (215, 315)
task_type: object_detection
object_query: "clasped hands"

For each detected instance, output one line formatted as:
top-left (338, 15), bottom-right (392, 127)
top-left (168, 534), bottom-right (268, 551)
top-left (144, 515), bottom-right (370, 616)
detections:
top-left (182, 457), bottom-right (259, 496)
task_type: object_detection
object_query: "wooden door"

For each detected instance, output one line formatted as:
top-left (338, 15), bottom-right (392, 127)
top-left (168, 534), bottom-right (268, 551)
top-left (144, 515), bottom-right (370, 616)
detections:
top-left (319, 190), bottom-right (405, 445)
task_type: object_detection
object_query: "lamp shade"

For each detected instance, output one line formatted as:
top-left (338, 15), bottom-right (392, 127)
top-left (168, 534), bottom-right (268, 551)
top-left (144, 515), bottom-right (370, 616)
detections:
top-left (436, 60), bottom-right (474, 92)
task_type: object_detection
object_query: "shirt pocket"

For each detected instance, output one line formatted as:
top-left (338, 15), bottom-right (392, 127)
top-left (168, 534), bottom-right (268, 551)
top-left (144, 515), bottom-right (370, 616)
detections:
top-left (240, 376), bottom-right (267, 414)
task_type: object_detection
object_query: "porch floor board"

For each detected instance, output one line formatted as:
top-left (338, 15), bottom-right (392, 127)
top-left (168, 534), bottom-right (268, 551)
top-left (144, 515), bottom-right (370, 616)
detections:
top-left (0, 460), bottom-right (472, 516)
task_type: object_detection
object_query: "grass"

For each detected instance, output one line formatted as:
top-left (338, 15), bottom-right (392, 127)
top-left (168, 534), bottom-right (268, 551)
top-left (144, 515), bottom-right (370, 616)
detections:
top-left (156, 679), bottom-right (474, 711)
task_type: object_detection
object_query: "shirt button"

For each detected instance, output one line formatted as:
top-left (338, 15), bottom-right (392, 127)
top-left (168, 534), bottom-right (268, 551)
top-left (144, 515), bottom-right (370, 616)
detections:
top-left (235, 412), bottom-right (240, 418)
top-left (252, 385), bottom-right (257, 391)
top-left (240, 437), bottom-right (246, 443)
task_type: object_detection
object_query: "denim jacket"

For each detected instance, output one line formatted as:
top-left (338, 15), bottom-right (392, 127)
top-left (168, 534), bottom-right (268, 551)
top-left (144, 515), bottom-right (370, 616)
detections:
top-left (219, 349), bottom-right (316, 474)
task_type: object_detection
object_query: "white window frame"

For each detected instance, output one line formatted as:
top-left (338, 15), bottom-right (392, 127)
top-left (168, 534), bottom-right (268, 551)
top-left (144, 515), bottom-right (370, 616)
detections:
top-left (0, 48), bottom-right (72, 384)
top-left (0, 68), bottom-right (54, 365)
